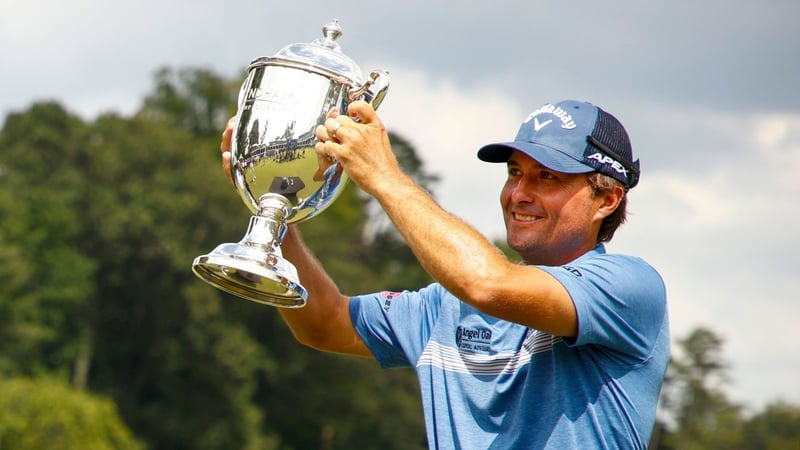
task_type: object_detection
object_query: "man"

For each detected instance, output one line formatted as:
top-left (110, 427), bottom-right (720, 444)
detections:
top-left (220, 99), bottom-right (669, 449)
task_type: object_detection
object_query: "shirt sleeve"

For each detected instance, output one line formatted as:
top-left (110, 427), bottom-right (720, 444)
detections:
top-left (538, 253), bottom-right (668, 365)
top-left (349, 283), bottom-right (445, 369)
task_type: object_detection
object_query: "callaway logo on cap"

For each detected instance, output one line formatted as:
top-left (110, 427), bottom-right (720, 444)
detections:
top-left (477, 100), bottom-right (640, 189)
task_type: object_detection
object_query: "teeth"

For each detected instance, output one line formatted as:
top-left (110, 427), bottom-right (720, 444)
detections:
top-left (514, 213), bottom-right (538, 221)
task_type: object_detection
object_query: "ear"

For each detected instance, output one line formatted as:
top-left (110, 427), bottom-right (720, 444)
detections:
top-left (595, 185), bottom-right (625, 220)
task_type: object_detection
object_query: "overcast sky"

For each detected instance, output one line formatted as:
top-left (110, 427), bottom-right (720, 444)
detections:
top-left (3, 0), bottom-right (799, 413)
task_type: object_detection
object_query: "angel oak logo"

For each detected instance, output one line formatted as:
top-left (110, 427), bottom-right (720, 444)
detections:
top-left (456, 326), bottom-right (493, 353)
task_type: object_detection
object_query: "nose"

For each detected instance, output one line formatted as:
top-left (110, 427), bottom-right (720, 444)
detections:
top-left (508, 175), bottom-right (538, 203)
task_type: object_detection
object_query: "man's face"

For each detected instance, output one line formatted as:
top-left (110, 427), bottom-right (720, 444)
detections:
top-left (500, 151), bottom-right (608, 265)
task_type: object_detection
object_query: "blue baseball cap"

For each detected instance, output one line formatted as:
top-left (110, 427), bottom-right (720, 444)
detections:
top-left (477, 100), bottom-right (640, 188)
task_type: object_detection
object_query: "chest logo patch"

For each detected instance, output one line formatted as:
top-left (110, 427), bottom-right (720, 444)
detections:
top-left (455, 326), bottom-right (493, 354)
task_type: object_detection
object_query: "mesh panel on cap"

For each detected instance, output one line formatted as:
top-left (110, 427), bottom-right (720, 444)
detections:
top-left (592, 109), bottom-right (632, 164)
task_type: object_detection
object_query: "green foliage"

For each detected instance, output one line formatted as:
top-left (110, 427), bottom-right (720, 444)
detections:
top-left (0, 377), bottom-right (143, 450)
top-left (0, 103), bottom-right (97, 378)
top-left (741, 402), bottom-right (800, 450)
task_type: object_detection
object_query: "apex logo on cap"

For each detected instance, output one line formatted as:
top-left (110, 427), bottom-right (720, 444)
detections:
top-left (586, 152), bottom-right (629, 178)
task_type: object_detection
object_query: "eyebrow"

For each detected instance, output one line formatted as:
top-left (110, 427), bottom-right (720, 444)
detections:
top-left (507, 158), bottom-right (548, 170)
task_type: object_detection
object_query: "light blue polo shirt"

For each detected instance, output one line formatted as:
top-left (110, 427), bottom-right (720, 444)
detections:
top-left (349, 245), bottom-right (669, 449)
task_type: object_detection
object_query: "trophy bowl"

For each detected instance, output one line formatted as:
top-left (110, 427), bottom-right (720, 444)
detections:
top-left (192, 20), bottom-right (389, 308)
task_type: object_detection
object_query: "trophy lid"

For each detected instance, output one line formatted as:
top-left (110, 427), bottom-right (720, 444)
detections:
top-left (249, 19), bottom-right (365, 83)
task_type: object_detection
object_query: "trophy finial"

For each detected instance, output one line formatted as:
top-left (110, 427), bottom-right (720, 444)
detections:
top-left (322, 19), bottom-right (343, 43)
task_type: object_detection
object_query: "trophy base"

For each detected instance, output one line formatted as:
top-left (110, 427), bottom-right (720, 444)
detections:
top-left (192, 242), bottom-right (307, 308)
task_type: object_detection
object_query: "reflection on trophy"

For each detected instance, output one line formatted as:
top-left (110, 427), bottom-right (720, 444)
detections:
top-left (192, 20), bottom-right (390, 308)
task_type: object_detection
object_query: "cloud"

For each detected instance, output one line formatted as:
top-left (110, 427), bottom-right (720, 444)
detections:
top-left (753, 114), bottom-right (800, 191)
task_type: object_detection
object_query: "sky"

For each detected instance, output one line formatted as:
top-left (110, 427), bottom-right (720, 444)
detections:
top-left (2, 0), bottom-right (799, 413)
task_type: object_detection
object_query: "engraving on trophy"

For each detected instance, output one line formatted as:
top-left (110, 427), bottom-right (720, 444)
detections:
top-left (245, 86), bottom-right (298, 106)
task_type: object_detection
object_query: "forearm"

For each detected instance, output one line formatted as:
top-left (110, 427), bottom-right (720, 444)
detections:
top-left (278, 226), bottom-right (371, 356)
top-left (371, 174), bottom-right (509, 307)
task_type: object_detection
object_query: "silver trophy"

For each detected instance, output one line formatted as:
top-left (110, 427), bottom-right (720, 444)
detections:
top-left (192, 20), bottom-right (390, 308)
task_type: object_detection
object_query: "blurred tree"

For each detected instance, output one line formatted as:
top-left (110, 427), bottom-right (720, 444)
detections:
top-left (0, 103), bottom-right (97, 381)
top-left (663, 328), bottom-right (744, 448)
top-left (0, 377), bottom-right (143, 450)
top-left (740, 401), bottom-right (800, 449)
top-left (139, 67), bottom-right (239, 137)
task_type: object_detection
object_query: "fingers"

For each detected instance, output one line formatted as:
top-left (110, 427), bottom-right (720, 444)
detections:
top-left (312, 145), bottom-right (334, 181)
top-left (346, 100), bottom-right (378, 124)
top-left (315, 123), bottom-right (332, 143)
top-left (222, 151), bottom-right (233, 185)
top-left (314, 106), bottom-right (343, 143)
top-left (312, 102), bottom-right (383, 173)
top-left (327, 106), bottom-right (340, 120)
top-left (314, 102), bottom-right (381, 145)
top-left (315, 117), bottom-right (346, 144)
top-left (221, 116), bottom-right (235, 186)
top-left (221, 116), bottom-right (235, 153)
top-left (327, 119), bottom-right (344, 141)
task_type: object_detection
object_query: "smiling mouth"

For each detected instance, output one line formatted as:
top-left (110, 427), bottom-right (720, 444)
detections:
top-left (512, 212), bottom-right (541, 222)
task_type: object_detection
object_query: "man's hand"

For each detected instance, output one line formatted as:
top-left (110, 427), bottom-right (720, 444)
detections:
top-left (313, 100), bottom-right (402, 196)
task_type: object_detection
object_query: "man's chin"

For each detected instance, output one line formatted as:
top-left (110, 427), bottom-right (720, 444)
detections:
top-left (506, 239), bottom-right (538, 257)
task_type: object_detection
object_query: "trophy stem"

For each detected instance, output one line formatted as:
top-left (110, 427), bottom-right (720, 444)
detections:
top-left (245, 194), bottom-right (289, 251)
top-left (191, 194), bottom-right (308, 308)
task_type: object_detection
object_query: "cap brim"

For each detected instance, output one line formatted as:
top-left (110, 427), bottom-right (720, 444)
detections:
top-left (477, 142), bottom-right (595, 174)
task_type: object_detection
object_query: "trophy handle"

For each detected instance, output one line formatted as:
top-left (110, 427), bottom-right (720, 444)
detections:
top-left (349, 70), bottom-right (390, 110)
